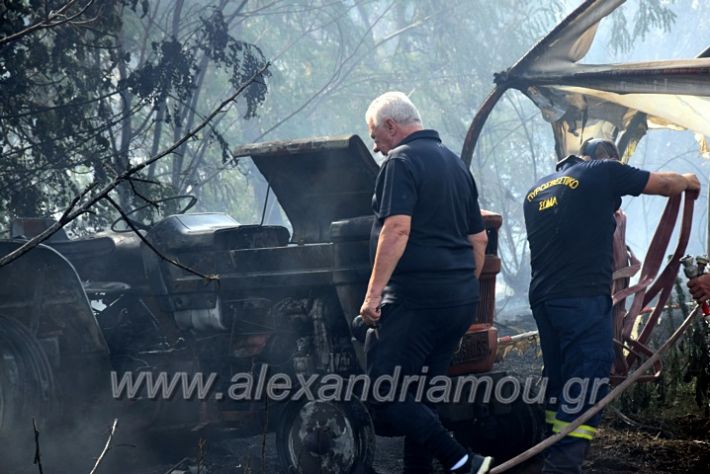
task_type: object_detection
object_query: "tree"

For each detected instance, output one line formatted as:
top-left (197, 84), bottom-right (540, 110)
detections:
top-left (1, 0), bottom-right (686, 299)
top-left (0, 0), bottom-right (270, 233)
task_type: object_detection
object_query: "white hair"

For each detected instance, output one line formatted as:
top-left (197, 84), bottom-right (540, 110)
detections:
top-left (365, 91), bottom-right (422, 128)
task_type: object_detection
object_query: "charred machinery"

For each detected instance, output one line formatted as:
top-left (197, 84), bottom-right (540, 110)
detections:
top-left (0, 135), bottom-right (541, 472)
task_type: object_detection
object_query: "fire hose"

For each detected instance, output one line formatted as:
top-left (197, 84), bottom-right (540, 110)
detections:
top-left (490, 302), bottom-right (706, 473)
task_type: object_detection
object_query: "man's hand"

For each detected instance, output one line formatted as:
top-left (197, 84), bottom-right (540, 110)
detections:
top-left (360, 215), bottom-right (410, 327)
top-left (359, 294), bottom-right (382, 326)
top-left (644, 172), bottom-right (700, 197)
top-left (683, 173), bottom-right (701, 191)
top-left (468, 229), bottom-right (488, 280)
top-left (687, 273), bottom-right (710, 301)
top-left (683, 173), bottom-right (701, 199)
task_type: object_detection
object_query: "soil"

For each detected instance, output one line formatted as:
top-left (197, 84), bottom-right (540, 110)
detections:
top-left (93, 375), bottom-right (709, 473)
top-left (87, 417), bottom-right (709, 474)
top-left (15, 391), bottom-right (709, 474)
top-left (584, 413), bottom-right (710, 474)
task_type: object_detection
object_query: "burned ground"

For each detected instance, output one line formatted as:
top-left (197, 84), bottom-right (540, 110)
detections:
top-left (584, 414), bottom-right (710, 474)
top-left (11, 313), bottom-right (707, 474)
top-left (55, 395), bottom-right (707, 474)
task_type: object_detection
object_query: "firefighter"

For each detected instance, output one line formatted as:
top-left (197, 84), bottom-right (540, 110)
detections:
top-left (360, 91), bottom-right (492, 474)
top-left (523, 139), bottom-right (699, 473)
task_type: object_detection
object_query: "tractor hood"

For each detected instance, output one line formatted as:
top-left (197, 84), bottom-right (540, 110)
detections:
top-left (233, 135), bottom-right (380, 243)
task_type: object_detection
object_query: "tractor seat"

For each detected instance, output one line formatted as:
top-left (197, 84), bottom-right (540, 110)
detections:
top-left (146, 213), bottom-right (290, 252)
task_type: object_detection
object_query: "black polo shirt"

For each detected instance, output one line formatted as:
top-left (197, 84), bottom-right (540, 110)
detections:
top-left (370, 129), bottom-right (485, 308)
top-left (524, 159), bottom-right (650, 307)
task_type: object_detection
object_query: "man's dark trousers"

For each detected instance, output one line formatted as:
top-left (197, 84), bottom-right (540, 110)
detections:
top-left (532, 295), bottom-right (613, 474)
top-left (367, 301), bottom-right (476, 473)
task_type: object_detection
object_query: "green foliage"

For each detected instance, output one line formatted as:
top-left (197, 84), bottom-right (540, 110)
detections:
top-left (125, 9), bottom-right (269, 118)
top-left (609, 0), bottom-right (677, 54)
top-left (684, 316), bottom-right (710, 416)
top-left (1, 1), bottom-right (120, 221)
top-left (0, 0), bottom-right (686, 250)
top-left (126, 38), bottom-right (198, 105)
top-left (0, 0), bottom-right (270, 232)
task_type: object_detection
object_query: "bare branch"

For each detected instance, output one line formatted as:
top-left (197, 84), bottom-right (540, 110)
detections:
top-left (0, 88), bottom-right (125, 120)
top-left (254, 3), bottom-right (394, 141)
top-left (104, 195), bottom-right (218, 281)
top-left (89, 418), bottom-right (117, 474)
top-left (261, 397), bottom-right (269, 474)
top-left (0, 62), bottom-right (270, 268)
top-left (0, 0), bottom-right (95, 48)
top-left (127, 178), bottom-right (160, 209)
top-left (162, 458), bottom-right (189, 474)
top-left (32, 418), bottom-right (44, 474)
top-left (197, 438), bottom-right (206, 474)
top-left (60, 182), bottom-right (98, 221)
top-left (126, 176), bottom-right (161, 186)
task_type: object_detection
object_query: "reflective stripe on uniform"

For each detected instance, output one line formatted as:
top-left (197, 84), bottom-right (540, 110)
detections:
top-left (551, 419), bottom-right (597, 440)
top-left (545, 410), bottom-right (557, 425)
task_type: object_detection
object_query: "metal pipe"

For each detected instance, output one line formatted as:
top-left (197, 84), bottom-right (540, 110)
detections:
top-left (461, 86), bottom-right (508, 168)
top-left (496, 330), bottom-right (538, 346)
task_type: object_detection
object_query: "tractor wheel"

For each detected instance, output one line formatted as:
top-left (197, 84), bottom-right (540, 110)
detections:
top-left (0, 315), bottom-right (58, 466)
top-left (453, 398), bottom-right (544, 462)
top-left (276, 399), bottom-right (375, 474)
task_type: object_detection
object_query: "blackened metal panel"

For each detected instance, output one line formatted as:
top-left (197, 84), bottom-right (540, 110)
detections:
top-left (234, 135), bottom-right (379, 244)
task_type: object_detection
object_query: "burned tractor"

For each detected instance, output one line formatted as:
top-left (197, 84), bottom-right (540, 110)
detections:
top-left (0, 135), bottom-right (541, 472)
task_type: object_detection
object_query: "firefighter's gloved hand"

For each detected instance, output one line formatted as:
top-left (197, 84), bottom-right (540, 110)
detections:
top-left (687, 273), bottom-right (710, 301)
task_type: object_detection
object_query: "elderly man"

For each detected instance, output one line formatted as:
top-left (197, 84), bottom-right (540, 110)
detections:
top-left (524, 141), bottom-right (699, 474)
top-left (360, 91), bottom-right (491, 474)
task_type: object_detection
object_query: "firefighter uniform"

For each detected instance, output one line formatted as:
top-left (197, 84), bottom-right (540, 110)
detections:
top-left (523, 157), bottom-right (650, 473)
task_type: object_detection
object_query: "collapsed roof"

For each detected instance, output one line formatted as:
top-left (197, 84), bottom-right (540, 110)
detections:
top-left (462, 0), bottom-right (710, 164)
